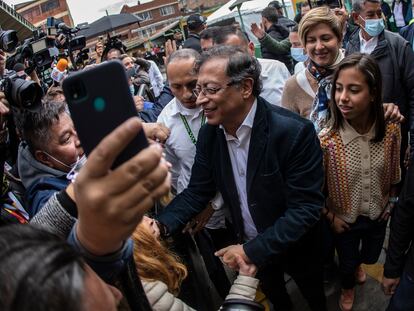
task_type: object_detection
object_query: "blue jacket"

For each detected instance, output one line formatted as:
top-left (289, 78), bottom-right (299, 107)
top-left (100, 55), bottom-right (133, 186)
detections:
top-left (157, 97), bottom-right (324, 267)
top-left (138, 85), bottom-right (174, 123)
top-left (17, 142), bottom-right (70, 217)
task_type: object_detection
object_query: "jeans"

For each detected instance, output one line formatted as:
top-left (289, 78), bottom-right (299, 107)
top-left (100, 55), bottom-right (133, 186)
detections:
top-left (335, 216), bottom-right (387, 289)
top-left (387, 271), bottom-right (414, 311)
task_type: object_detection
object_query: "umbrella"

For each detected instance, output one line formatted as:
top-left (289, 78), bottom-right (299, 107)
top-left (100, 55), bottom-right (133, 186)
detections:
top-left (78, 13), bottom-right (142, 39)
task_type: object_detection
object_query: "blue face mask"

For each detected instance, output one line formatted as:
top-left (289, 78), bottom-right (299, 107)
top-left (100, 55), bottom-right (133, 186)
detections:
top-left (290, 47), bottom-right (308, 63)
top-left (362, 17), bottom-right (385, 37)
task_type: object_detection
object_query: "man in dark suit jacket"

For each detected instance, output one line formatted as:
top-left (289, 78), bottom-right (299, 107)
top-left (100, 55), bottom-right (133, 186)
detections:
top-left (157, 45), bottom-right (326, 311)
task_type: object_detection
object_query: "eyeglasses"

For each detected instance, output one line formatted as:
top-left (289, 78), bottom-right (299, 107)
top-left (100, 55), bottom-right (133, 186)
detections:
top-left (193, 82), bottom-right (234, 98)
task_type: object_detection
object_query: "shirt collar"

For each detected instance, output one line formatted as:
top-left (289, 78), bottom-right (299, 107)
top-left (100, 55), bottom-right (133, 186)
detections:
top-left (339, 119), bottom-right (376, 145)
top-left (359, 30), bottom-right (379, 45)
top-left (220, 99), bottom-right (257, 141)
top-left (170, 97), bottom-right (203, 119)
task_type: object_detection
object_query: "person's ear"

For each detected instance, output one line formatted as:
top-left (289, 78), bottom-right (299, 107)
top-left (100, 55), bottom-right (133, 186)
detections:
top-left (240, 78), bottom-right (254, 98)
top-left (247, 42), bottom-right (255, 56)
top-left (34, 150), bottom-right (53, 167)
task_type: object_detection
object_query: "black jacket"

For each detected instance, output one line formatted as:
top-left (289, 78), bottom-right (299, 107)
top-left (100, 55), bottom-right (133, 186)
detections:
top-left (261, 23), bottom-right (292, 72)
top-left (183, 33), bottom-right (202, 53)
top-left (384, 163), bottom-right (414, 279)
top-left (157, 97), bottom-right (324, 267)
top-left (346, 29), bottom-right (414, 156)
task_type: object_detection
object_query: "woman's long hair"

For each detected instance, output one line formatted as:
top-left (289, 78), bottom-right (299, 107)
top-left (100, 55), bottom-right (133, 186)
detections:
top-left (132, 223), bottom-right (188, 295)
top-left (329, 53), bottom-right (385, 142)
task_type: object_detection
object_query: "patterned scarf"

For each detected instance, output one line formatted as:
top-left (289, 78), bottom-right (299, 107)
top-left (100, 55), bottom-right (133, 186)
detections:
top-left (308, 49), bottom-right (345, 133)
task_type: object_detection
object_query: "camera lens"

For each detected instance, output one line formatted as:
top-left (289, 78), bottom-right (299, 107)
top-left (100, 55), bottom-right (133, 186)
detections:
top-left (0, 30), bottom-right (19, 53)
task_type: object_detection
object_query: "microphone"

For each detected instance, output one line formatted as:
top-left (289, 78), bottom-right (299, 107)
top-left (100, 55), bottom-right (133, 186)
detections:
top-left (51, 58), bottom-right (68, 84)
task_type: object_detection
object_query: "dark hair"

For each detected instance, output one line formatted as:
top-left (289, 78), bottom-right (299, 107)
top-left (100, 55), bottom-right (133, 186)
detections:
top-left (330, 53), bottom-right (385, 142)
top-left (291, 24), bottom-right (299, 32)
top-left (0, 225), bottom-right (85, 311)
top-left (262, 6), bottom-right (279, 23)
top-left (213, 25), bottom-right (250, 46)
top-left (21, 100), bottom-right (68, 153)
top-left (196, 45), bottom-right (262, 97)
top-left (200, 26), bottom-right (220, 40)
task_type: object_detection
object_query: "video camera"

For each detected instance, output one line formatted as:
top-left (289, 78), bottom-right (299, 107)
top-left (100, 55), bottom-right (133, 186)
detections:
top-left (0, 72), bottom-right (43, 111)
top-left (101, 34), bottom-right (126, 61)
top-left (0, 29), bottom-right (19, 53)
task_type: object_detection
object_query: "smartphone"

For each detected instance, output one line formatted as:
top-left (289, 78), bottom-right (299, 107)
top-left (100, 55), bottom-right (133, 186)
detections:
top-left (62, 60), bottom-right (148, 168)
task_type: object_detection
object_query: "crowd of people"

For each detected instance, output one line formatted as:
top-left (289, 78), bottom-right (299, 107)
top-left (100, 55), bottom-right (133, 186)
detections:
top-left (0, 0), bottom-right (414, 310)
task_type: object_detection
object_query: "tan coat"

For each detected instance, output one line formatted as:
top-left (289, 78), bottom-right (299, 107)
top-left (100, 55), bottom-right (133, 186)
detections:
top-left (281, 69), bottom-right (318, 119)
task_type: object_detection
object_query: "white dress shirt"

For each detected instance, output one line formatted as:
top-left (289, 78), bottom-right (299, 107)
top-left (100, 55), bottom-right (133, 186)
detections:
top-left (359, 30), bottom-right (379, 55)
top-left (258, 58), bottom-right (291, 106)
top-left (157, 98), bottom-right (225, 229)
top-left (394, 2), bottom-right (406, 27)
top-left (221, 99), bottom-right (258, 241)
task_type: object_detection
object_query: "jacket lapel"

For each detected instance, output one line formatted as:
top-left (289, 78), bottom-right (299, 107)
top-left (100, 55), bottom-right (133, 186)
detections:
top-left (246, 98), bottom-right (268, 194)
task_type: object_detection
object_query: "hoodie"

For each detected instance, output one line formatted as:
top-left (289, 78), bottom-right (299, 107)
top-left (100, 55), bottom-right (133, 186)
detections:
top-left (17, 142), bottom-right (70, 217)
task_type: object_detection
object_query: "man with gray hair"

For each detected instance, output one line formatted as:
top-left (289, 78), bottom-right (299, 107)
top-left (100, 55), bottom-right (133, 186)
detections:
top-left (157, 45), bottom-right (327, 311)
top-left (157, 48), bottom-right (231, 299)
top-left (347, 0), bottom-right (414, 162)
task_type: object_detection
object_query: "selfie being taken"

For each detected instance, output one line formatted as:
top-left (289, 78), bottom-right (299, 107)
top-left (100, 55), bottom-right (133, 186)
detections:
top-left (0, 0), bottom-right (413, 310)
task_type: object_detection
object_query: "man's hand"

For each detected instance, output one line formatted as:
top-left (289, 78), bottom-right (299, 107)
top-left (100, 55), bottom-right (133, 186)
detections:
top-left (0, 92), bottom-right (9, 115)
top-left (379, 203), bottom-right (394, 222)
top-left (331, 215), bottom-right (350, 234)
top-left (382, 276), bottom-right (400, 295)
top-left (142, 122), bottom-right (170, 144)
top-left (163, 39), bottom-right (177, 65)
top-left (235, 254), bottom-right (258, 278)
top-left (183, 204), bottom-right (214, 234)
top-left (250, 23), bottom-right (266, 40)
top-left (74, 117), bottom-right (171, 256)
top-left (384, 103), bottom-right (405, 123)
top-left (133, 95), bottom-right (144, 112)
top-left (215, 244), bottom-right (251, 270)
top-left (0, 50), bottom-right (6, 77)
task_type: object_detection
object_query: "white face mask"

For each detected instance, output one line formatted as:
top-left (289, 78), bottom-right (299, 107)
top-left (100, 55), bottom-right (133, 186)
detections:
top-left (42, 151), bottom-right (78, 170)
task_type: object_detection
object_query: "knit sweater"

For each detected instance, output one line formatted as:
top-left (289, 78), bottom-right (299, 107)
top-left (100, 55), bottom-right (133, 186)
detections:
top-left (142, 275), bottom-right (259, 311)
top-left (281, 69), bottom-right (318, 119)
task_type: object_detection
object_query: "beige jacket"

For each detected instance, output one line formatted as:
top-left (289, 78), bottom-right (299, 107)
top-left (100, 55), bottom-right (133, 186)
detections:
top-left (281, 69), bottom-right (318, 119)
top-left (142, 275), bottom-right (259, 311)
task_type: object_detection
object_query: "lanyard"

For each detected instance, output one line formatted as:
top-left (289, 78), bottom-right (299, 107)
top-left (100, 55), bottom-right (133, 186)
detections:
top-left (179, 112), bottom-right (206, 145)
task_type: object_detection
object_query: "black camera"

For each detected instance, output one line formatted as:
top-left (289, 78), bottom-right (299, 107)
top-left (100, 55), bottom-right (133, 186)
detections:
top-left (220, 299), bottom-right (265, 311)
top-left (102, 34), bottom-right (126, 60)
top-left (0, 30), bottom-right (19, 53)
top-left (0, 73), bottom-right (43, 111)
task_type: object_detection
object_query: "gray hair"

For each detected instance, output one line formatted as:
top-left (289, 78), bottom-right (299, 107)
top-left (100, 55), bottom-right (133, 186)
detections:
top-left (21, 100), bottom-right (68, 153)
top-left (352, 0), bottom-right (381, 12)
top-left (166, 48), bottom-right (200, 65)
top-left (196, 45), bottom-right (262, 97)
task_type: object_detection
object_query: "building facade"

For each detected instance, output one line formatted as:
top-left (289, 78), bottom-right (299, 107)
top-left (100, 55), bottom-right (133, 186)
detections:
top-left (121, 0), bottom-right (181, 40)
top-left (181, 0), bottom-right (228, 11)
top-left (16, 0), bottom-right (74, 28)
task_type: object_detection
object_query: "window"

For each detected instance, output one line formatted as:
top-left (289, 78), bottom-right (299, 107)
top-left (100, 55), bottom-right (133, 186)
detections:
top-left (135, 11), bottom-right (152, 21)
top-left (160, 5), bottom-right (175, 16)
top-left (41, 0), bottom-right (60, 13)
top-left (139, 26), bottom-right (156, 38)
top-left (22, 6), bottom-right (41, 20)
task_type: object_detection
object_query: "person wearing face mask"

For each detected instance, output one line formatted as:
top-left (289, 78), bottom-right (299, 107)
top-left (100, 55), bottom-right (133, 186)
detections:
top-left (347, 0), bottom-right (414, 166)
top-left (289, 25), bottom-right (309, 73)
top-left (17, 100), bottom-right (84, 217)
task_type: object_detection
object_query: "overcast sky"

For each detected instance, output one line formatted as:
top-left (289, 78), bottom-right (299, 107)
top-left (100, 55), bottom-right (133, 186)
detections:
top-left (5, 0), bottom-right (151, 25)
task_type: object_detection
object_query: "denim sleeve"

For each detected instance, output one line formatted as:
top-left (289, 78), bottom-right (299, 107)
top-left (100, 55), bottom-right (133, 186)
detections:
top-left (67, 223), bottom-right (133, 283)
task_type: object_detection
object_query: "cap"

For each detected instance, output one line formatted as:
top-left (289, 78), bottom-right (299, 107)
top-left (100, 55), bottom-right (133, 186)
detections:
top-left (187, 14), bottom-right (206, 30)
top-left (268, 1), bottom-right (283, 9)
